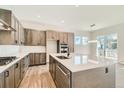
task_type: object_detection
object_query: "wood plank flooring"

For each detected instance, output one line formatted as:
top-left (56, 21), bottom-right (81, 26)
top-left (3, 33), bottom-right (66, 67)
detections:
top-left (19, 64), bottom-right (56, 88)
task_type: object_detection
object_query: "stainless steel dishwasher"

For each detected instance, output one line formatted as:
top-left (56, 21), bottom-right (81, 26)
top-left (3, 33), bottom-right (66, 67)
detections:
top-left (55, 63), bottom-right (71, 88)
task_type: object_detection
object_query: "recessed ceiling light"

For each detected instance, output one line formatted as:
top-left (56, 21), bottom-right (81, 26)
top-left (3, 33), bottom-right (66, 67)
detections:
top-left (75, 5), bottom-right (79, 7)
top-left (37, 15), bottom-right (41, 18)
top-left (61, 20), bottom-right (65, 23)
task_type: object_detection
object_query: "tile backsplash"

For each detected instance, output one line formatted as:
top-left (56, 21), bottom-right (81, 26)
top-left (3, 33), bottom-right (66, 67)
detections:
top-left (0, 45), bottom-right (19, 57)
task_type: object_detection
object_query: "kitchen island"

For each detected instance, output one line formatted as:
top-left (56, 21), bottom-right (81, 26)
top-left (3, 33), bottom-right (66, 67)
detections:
top-left (49, 53), bottom-right (116, 88)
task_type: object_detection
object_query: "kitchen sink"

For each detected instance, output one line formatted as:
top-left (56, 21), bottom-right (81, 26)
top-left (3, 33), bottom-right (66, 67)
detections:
top-left (56, 56), bottom-right (69, 59)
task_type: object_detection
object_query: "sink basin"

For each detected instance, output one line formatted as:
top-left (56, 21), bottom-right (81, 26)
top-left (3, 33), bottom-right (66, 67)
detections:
top-left (56, 56), bottom-right (69, 59)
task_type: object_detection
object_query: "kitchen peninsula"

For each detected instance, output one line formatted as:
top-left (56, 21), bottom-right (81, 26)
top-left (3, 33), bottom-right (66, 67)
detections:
top-left (49, 53), bottom-right (116, 88)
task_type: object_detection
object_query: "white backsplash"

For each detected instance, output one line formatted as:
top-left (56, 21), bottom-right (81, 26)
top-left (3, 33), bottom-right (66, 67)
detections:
top-left (0, 45), bottom-right (19, 57)
top-left (19, 46), bottom-right (46, 53)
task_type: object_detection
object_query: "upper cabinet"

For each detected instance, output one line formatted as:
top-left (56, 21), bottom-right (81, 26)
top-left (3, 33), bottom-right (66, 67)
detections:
top-left (68, 33), bottom-right (74, 52)
top-left (0, 8), bottom-right (24, 45)
top-left (24, 28), bottom-right (46, 46)
top-left (59, 32), bottom-right (68, 44)
top-left (46, 30), bottom-right (58, 40)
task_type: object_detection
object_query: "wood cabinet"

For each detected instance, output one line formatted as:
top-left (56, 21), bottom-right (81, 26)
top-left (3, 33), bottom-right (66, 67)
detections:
top-left (46, 31), bottom-right (58, 40)
top-left (24, 29), bottom-right (32, 45)
top-left (0, 8), bottom-right (24, 45)
top-left (30, 53), bottom-right (34, 66)
top-left (68, 33), bottom-right (74, 52)
top-left (29, 53), bottom-right (46, 66)
top-left (14, 61), bottom-right (21, 88)
top-left (0, 55), bottom-right (29, 88)
top-left (19, 23), bottom-right (25, 45)
top-left (49, 56), bottom-right (71, 88)
top-left (59, 32), bottom-right (68, 44)
top-left (24, 28), bottom-right (46, 46)
top-left (0, 73), bottom-right (4, 88)
top-left (20, 59), bottom-right (25, 80)
top-left (40, 31), bottom-right (46, 46)
top-left (49, 56), bottom-right (56, 80)
top-left (4, 65), bottom-right (15, 88)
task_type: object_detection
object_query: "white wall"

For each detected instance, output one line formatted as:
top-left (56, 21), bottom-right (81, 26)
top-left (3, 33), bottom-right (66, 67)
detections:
top-left (19, 46), bottom-right (46, 53)
top-left (90, 23), bottom-right (124, 62)
top-left (74, 31), bottom-right (90, 55)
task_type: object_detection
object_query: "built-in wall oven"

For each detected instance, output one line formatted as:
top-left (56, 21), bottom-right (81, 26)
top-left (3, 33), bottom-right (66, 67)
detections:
top-left (57, 40), bottom-right (68, 53)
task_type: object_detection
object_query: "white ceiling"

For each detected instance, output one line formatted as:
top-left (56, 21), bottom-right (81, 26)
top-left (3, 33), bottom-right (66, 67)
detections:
top-left (1, 5), bottom-right (124, 31)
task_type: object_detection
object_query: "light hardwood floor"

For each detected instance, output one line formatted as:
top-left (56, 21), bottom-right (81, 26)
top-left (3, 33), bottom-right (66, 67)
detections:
top-left (19, 64), bottom-right (56, 88)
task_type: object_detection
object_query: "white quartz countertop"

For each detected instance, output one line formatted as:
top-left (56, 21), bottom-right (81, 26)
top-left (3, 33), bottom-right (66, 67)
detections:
top-left (0, 51), bottom-right (46, 74)
top-left (50, 53), bottom-right (117, 73)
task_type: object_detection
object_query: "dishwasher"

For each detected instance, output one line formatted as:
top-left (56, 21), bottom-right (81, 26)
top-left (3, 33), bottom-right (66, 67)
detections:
top-left (55, 63), bottom-right (71, 88)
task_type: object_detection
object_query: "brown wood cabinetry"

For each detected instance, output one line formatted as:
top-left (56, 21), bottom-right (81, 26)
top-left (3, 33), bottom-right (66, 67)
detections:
top-left (68, 33), bottom-right (74, 52)
top-left (30, 53), bottom-right (34, 66)
top-left (46, 31), bottom-right (58, 40)
top-left (29, 53), bottom-right (46, 66)
top-left (4, 65), bottom-right (15, 88)
top-left (59, 32), bottom-right (68, 44)
top-left (14, 61), bottom-right (21, 88)
top-left (24, 29), bottom-right (32, 45)
top-left (49, 56), bottom-right (56, 80)
top-left (0, 8), bottom-right (24, 45)
top-left (24, 28), bottom-right (46, 46)
top-left (21, 59), bottom-right (25, 80)
top-left (40, 31), bottom-right (46, 46)
top-left (0, 55), bottom-right (29, 88)
top-left (0, 73), bottom-right (4, 88)
top-left (49, 56), bottom-right (71, 88)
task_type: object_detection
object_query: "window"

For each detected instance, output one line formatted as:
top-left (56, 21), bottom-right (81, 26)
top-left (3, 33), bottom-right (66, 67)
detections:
top-left (75, 36), bottom-right (81, 45)
top-left (75, 36), bottom-right (88, 45)
top-left (82, 37), bottom-right (88, 45)
top-left (96, 33), bottom-right (118, 59)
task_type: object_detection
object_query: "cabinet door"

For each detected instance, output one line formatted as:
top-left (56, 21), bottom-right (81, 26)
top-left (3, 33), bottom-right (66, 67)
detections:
top-left (68, 33), bottom-right (74, 52)
top-left (34, 53), bottom-right (40, 65)
top-left (4, 65), bottom-right (14, 88)
top-left (39, 53), bottom-right (46, 65)
top-left (40, 31), bottom-right (46, 46)
top-left (29, 53), bottom-right (34, 66)
top-left (0, 73), bottom-right (4, 88)
top-left (31, 31), bottom-right (40, 45)
top-left (46, 31), bottom-right (57, 40)
top-left (14, 61), bottom-right (21, 88)
top-left (63, 32), bottom-right (68, 44)
top-left (24, 29), bottom-right (32, 45)
top-left (49, 56), bottom-right (53, 75)
top-left (15, 19), bottom-right (19, 44)
top-left (59, 32), bottom-right (64, 44)
top-left (21, 59), bottom-right (25, 80)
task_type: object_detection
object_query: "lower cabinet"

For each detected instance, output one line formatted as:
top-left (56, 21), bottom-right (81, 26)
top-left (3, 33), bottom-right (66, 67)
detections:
top-left (29, 53), bottom-right (46, 66)
top-left (0, 54), bottom-right (29, 88)
top-left (49, 56), bottom-right (56, 80)
top-left (0, 73), bottom-right (4, 88)
top-left (49, 56), bottom-right (71, 88)
top-left (4, 65), bottom-right (15, 88)
top-left (21, 59), bottom-right (25, 80)
top-left (14, 61), bottom-right (21, 88)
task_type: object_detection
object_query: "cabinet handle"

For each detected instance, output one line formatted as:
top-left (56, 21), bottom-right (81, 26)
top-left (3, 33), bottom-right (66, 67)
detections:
top-left (5, 71), bottom-right (9, 77)
top-left (15, 63), bottom-right (18, 68)
top-left (15, 40), bottom-right (18, 44)
top-left (105, 67), bottom-right (108, 73)
top-left (57, 66), bottom-right (69, 77)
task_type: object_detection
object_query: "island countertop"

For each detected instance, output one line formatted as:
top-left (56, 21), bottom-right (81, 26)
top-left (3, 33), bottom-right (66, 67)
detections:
top-left (50, 53), bottom-right (117, 73)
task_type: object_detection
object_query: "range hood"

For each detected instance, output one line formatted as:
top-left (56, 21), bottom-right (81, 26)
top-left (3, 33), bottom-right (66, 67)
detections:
top-left (0, 19), bottom-right (16, 31)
